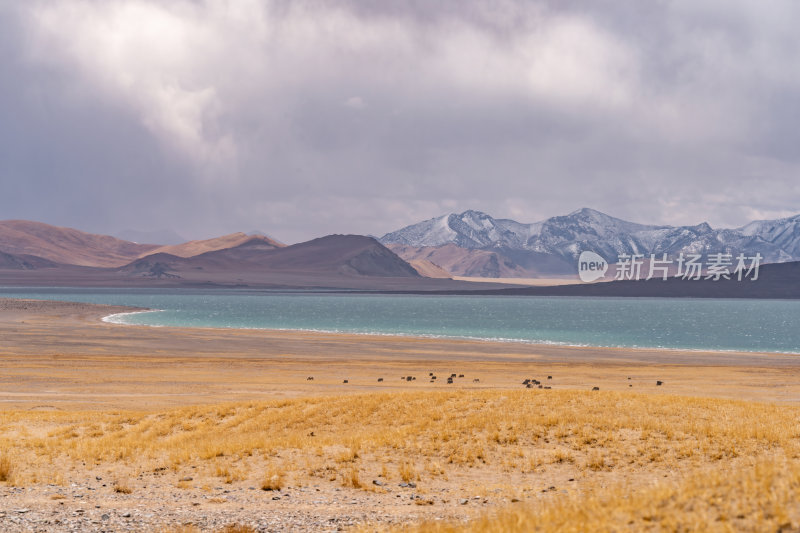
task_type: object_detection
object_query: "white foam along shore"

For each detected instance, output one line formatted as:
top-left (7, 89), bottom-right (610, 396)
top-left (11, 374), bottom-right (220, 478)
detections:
top-left (97, 312), bottom-right (800, 355)
top-left (102, 309), bottom-right (162, 325)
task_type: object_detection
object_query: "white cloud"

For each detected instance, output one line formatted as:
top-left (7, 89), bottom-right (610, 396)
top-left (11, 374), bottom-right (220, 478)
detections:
top-left (25, 0), bottom-right (239, 169)
top-left (516, 16), bottom-right (639, 108)
top-left (22, 1), bottom-right (644, 165)
top-left (4, 0), bottom-right (800, 239)
top-left (344, 96), bottom-right (366, 110)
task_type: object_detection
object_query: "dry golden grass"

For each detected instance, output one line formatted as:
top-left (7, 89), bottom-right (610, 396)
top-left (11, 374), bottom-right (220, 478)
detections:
top-left (113, 480), bottom-right (133, 494)
top-left (6, 389), bottom-right (796, 469)
top-left (0, 453), bottom-right (12, 482)
top-left (4, 389), bottom-right (800, 529)
top-left (373, 458), bottom-right (800, 532)
top-left (158, 524), bottom-right (256, 533)
top-left (342, 465), bottom-right (362, 488)
top-left (159, 527), bottom-right (201, 533)
top-left (214, 461), bottom-right (245, 484)
top-left (219, 525), bottom-right (257, 533)
top-left (260, 465), bottom-right (284, 491)
top-left (398, 461), bottom-right (418, 483)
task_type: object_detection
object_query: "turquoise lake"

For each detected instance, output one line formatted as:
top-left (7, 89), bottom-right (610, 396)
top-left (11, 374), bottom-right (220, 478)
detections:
top-left (1, 287), bottom-right (799, 353)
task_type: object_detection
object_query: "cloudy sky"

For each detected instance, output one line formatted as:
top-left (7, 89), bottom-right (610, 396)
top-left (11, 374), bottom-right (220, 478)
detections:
top-left (2, 0), bottom-right (800, 243)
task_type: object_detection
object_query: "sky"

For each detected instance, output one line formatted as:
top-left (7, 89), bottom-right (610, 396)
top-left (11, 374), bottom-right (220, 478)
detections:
top-left (2, 0), bottom-right (800, 244)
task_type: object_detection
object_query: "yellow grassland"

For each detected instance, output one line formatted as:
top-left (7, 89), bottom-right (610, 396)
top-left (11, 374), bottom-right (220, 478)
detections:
top-left (373, 459), bottom-right (800, 532)
top-left (3, 389), bottom-right (800, 530)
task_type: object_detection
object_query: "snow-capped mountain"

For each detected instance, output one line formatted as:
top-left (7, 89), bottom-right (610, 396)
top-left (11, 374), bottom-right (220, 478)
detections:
top-left (381, 210), bottom-right (533, 249)
top-left (380, 208), bottom-right (800, 276)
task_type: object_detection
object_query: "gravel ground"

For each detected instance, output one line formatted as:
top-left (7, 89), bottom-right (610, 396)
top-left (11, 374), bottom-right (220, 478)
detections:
top-left (0, 477), bottom-right (492, 532)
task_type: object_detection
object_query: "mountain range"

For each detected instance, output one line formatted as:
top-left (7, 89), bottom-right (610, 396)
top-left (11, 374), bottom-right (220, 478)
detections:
top-left (380, 208), bottom-right (800, 277)
top-left (0, 220), bottom-right (457, 290)
top-left (2, 207), bottom-right (800, 291)
top-left (120, 234), bottom-right (420, 280)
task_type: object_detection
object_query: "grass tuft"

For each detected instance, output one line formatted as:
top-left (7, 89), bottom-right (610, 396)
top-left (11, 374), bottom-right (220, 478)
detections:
top-left (398, 461), bottom-right (418, 483)
top-left (0, 454), bottom-right (12, 482)
top-left (342, 466), bottom-right (362, 488)
top-left (219, 525), bottom-right (257, 533)
top-left (260, 466), bottom-right (284, 491)
top-left (113, 480), bottom-right (133, 494)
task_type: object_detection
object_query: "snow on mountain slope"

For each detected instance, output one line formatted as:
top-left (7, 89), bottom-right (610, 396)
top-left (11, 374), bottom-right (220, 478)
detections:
top-left (380, 214), bottom-right (457, 247)
top-left (739, 214), bottom-right (800, 258)
top-left (380, 208), bottom-right (800, 276)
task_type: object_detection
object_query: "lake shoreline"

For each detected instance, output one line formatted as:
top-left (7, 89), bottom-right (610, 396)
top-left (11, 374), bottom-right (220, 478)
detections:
top-left (103, 307), bottom-right (800, 356)
top-left (2, 297), bottom-right (800, 411)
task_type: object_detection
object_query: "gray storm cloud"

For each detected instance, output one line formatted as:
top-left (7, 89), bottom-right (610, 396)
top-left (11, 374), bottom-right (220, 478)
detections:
top-left (1, 0), bottom-right (799, 243)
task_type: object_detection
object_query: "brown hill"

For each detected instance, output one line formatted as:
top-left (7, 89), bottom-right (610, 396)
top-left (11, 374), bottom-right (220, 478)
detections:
top-left (386, 244), bottom-right (520, 278)
top-left (387, 244), bottom-right (577, 278)
top-left (119, 235), bottom-right (421, 280)
top-left (0, 220), bottom-right (158, 267)
top-left (0, 251), bottom-right (60, 270)
top-left (140, 233), bottom-right (284, 259)
top-left (407, 259), bottom-right (452, 278)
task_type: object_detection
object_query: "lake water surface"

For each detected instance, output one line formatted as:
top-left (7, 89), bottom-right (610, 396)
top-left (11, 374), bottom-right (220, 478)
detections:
top-left (1, 287), bottom-right (798, 353)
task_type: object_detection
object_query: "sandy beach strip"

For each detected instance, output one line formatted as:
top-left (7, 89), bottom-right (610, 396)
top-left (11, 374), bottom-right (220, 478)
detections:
top-left (0, 297), bottom-right (799, 410)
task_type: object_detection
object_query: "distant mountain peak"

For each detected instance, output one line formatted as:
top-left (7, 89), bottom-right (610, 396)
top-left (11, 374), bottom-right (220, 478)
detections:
top-left (693, 222), bottom-right (713, 233)
top-left (457, 209), bottom-right (491, 218)
top-left (568, 207), bottom-right (610, 217)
